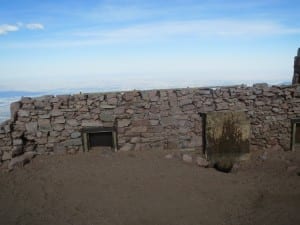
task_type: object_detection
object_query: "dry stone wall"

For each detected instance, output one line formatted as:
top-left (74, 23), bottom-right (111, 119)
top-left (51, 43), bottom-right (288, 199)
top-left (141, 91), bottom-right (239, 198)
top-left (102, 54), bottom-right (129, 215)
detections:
top-left (1, 83), bottom-right (300, 163)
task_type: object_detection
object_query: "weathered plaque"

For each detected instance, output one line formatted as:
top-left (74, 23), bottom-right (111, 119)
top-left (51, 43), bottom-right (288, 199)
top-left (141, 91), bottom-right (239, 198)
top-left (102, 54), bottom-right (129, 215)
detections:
top-left (205, 111), bottom-right (250, 162)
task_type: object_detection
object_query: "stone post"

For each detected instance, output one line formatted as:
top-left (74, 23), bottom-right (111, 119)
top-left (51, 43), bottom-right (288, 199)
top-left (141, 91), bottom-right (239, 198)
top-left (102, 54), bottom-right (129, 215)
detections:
top-left (292, 48), bottom-right (300, 84)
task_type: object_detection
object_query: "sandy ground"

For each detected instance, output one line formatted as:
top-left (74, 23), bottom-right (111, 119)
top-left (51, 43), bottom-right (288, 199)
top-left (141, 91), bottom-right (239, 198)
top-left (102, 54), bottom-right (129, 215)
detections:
top-left (0, 149), bottom-right (299, 225)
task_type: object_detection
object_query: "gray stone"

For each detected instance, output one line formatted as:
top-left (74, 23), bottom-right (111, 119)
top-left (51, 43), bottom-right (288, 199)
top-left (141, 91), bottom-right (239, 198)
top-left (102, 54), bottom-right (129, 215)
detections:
top-left (67, 119), bottom-right (79, 126)
top-left (54, 117), bottom-right (65, 124)
top-left (25, 122), bottom-right (38, 134)
top-left (149, 120), bottom-right (159, 126)
top-left (182, 154), bottom-right (193, 163)
top-left (10, 101), bottom-right (21, 119)
top-left (216, 102), bottom-right (229, 110)
top-left (12, 145), bottom-right (23, 157)
top-left (82, 120), bottom-right (102, 127)
top-left (71, 132), bottom-right (81, 139)
top-left (8, 151), bottom-right (37, 171)
top-left (123, 92), bottom-right (136, 101)
top-left (24, 144), bottom-right (36, 152)
top-left (100, 103), bottom-right (116, 109)
top-left (53, 144), bottom-right (66, 154)
top-left (179, 98), bottom-right (193, 106)
top-left (118, 119), bottom-right (131, 127)
top-left (120, 143), bottom-right (134, 151)
top-left (4, 124), bottom-right (11, 133)
top-left (2, 151), bottom-right (12, 161)
top-left (13, 139), bottom-right (23, 146)
top-left (100, 112), bottom-right (114, 122)
top-left (64, 138), bottom-right (82, 146)
top-left (130, 137), bottom-right (140, 143)
top-left (51, 110), bottom-right (63, 117)
top-left (160, 117), bottom-right (173, 126)
top-left (196, 156), bottom-right (210, 168)
top-left (39, 114), bottom-right (50, 119)
top-left (38, 119), bottom-right (51, 132)
top-left (53, 124), bottom-right (64, 131)
top-left (18, 110), bottom-right (30, 117)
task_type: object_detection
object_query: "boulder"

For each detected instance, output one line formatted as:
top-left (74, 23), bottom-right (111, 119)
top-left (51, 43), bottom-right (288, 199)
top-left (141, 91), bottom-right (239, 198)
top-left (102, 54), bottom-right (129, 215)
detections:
top-left (196, 156), bottom-right (210, 168)
top-left (8, 151), bottom-right (37, 171)
top-left (214, 159), bottom-right (234, 173)
top-left (120, 143), bottom-right (134, 151)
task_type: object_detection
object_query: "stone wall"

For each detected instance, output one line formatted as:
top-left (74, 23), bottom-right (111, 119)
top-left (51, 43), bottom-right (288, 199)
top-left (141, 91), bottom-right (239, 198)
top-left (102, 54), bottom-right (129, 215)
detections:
top-left (1, 83), bottom-right (300, 163)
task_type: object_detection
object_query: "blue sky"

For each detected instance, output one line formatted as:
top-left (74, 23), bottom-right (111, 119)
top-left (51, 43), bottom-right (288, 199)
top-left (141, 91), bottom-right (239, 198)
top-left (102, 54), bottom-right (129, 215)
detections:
top-left (0, 0), bottom-right (299, 92)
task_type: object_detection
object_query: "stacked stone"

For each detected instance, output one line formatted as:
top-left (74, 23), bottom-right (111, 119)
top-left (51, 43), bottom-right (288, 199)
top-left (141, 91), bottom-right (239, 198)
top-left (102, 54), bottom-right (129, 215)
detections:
top-left (1, 83), bottom-right (300, 165)
top-left (0, 120), bottom-right (13, 162)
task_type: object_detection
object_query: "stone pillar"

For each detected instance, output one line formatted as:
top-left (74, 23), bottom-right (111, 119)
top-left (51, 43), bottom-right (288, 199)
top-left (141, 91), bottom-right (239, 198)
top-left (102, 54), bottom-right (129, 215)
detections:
top-left (292, 48), bottom-right (300, 84)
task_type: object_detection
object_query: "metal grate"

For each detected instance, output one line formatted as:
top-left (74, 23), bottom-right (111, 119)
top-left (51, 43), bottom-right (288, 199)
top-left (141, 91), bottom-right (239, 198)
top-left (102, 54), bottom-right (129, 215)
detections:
top-left (82, 127), bottom-right (117, 151)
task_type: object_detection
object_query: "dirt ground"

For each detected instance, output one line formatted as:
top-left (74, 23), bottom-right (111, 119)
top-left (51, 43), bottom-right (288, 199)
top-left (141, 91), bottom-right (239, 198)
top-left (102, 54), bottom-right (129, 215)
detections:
top-left (0, 148), bottom-right (299, 225)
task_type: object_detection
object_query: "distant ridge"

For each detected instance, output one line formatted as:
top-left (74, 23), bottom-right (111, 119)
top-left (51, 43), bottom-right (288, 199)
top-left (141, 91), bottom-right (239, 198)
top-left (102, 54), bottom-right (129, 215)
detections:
top-left (0, 91), bottom-right (43, 98)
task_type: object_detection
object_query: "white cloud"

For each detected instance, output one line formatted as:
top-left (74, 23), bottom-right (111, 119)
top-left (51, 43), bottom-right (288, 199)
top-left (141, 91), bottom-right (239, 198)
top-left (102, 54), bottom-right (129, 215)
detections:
top-left (75, 19), bottom-right (300, 41)
top-left (1, 19), bottom-right (299, 48)
top-left (0, 24), bottom-right (19, 35)
top-left (0, 22), bottom-right (44, 35)
top-left (25, 23), bottom-right (44, 30)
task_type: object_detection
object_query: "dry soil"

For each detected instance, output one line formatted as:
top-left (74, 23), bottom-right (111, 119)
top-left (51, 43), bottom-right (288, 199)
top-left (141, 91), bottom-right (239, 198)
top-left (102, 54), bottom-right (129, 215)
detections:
top-left (0, 149), bottom-right (299, 225)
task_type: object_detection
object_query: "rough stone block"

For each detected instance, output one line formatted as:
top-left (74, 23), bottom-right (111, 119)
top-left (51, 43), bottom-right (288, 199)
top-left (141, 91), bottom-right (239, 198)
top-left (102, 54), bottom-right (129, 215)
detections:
top-left (53, 124), bottom-right (64, 131)
top-left (64, 138), bottom-right (82, 146)
top-left (120, 143), bottom-right (134, 151)
top-left (25, 122), bottom-right (38, 134)
top-left (67, 119), bottom-right (79, 127)
top-left (100, 103), bottom-right (116, 109)
top-left (39, 114), bottom-right (51, 119)
top-left (82, 120), bottom-right (102, 127)
top-left (18, 110), bottom-right (30, 117)
top-left (13, 139), bottom-right (23, 146)
top-left (100, 112), bottom-right (114, 122)
top-left (118, 119), bottom-right (131, 127)
top-left (8, 151), bottom-right (37, 171)
top-left (10, 101), bottom-right (21, 119)
top-left (54, 116), bottom-right (65, 124)
top-left (38, 119), bottom-right (51, 132)
top-left (51, 110), bottom-right (63, 117)
top-left (2, 151), bottom-right (12, 161)
top-left (71, 132), bottom-right (81, 139)
top-left (196, 156), bottom-right (210, 167)
top-left (12, 145), bottom-right (23, 157)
